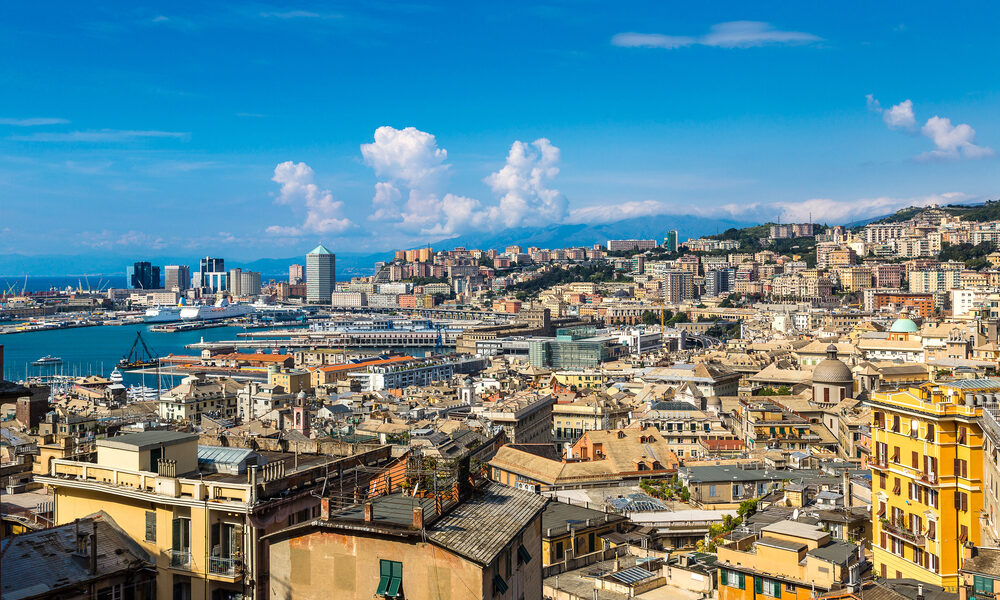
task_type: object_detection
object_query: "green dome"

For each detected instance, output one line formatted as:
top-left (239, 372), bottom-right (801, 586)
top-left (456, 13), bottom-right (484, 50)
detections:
top-left (889, 318), bottom-right (918, 333)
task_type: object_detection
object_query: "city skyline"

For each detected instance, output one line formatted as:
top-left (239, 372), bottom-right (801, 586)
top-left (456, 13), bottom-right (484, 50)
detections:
top-left (2, 1), bottom-right (998, 261)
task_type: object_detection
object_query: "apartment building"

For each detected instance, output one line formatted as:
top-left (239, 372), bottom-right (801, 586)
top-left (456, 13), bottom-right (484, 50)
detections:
top-left (156, 375), bottom-right (243, 424)
top-left (868, 380), bottom-right (1000, 588)
top-left (716, 520), bottom-right (862, 600)
top-left (36, 430), bottom-right (393, 600)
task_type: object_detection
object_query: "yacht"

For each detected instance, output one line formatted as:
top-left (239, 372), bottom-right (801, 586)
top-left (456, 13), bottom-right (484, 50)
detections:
top-left (32, 355), bottom-right (62, 366)
top-left (109, 368), bottom-right (124, 384)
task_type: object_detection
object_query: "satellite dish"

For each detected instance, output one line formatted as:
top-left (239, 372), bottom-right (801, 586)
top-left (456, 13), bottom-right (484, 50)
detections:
top-left (792, 508), bottom-right (800, 520)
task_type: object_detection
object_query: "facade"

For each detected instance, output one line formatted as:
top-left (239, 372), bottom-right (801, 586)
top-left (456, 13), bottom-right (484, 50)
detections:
top-left (306, 244), bottom-right (335, 304)
top-left (664, 270), bottom-right (695, 303)
top-left (165, 264), bottom-right (191, 291)
top-left (475, 393), bottom-right (556, 444)
top-left (868, 380), bottom-right (1000, 588)
top-left (36, 430), bottom-right (391, 600)
top-left (156, 374), bottom-right (243, 424)
top-left (679, 465), bottom-right (786, 508)
top-left (349, 356), bottom-right (487, 392)
top-left (266, 483), bottom-right (547, 600)
top-left (288, 263), bottom-right (304, 284)
top-left (198, 256), bottom-right (227, 292)
top-left (716, 520), bottom-right (861, 600)
top-left (872, 292), bottom-right (935, 319)
top-left (129, 261), bottom-right (161, 290)
top-left (606, 239), bottom-right (657, 252)
top-left (664, 230), bottom-right (679, 252)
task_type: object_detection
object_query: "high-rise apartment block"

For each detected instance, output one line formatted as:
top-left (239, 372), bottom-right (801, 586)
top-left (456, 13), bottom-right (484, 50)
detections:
top-left (869, 380), bottom-right (1000, 587)
top-left (164, 265), bottom-right (190, 291)
top-left (306, 244), bottom-right (335, 304)
top-left (606, 239), bottom-right (657, 252)
top-left (288, 264), bottom-right (304, 284)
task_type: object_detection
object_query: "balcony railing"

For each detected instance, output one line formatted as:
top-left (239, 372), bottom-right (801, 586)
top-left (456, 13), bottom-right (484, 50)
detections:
top-left (983, 405), bottom-right (1000, 444)
top-left (209, 556), bottom-right (239, 576)
top-left (170, 549), bottom-right (191, 568)
top-left (882, 519), bottom-right (925, 546)
top-left (919, 471), bottom-right (938, 485)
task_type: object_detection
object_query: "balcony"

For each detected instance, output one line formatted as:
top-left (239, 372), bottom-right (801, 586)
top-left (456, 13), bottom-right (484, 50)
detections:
top-left (881, 519), bottom-right (925, 546)
top-left (170, 549), bottom-right (192, 568)
top-left (918, 471), bottom-right (938, 485)
top-left (871, 459), bottom-right (888, 471)
top-left (209, 556), bottom-right (240, 577)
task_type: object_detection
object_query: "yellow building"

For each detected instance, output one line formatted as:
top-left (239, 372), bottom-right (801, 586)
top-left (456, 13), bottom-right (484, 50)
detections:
top-left (37, 430), bottom-right (392, 600)
top-left (869, 379), bottom-right (999, 588)
top-left (540, 501), bottom-right (626, 566)
top-left (716, 520), bottom-right (861, 600)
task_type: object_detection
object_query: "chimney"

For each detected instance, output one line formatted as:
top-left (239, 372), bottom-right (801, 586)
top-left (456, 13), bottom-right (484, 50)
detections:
top-left (364, 502), bottom-right (373, 522)
top-left (413, 506), bottom-right (424, 529)
top-left (321, 497), bottom-right (331, 520)
top-left (917, 584), bottom-right (924, 600)
top-left (964, 543), bottom-right (978, 560)
top-left (90, 521), bottom-right (98, 575)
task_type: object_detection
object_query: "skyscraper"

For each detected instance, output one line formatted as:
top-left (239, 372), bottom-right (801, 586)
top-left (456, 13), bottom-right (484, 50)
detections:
top-left (198, 256), bottom-right (227, 292)
top-left (306, 244), bottom-right (334, 304)
top-left (664, 230), bottom-right (679, 253)
top-left (128, 261), bottom-right (160, 289)
top-left (164, 265), bottom-right (190, 291)
top-left (289, 264), bottom-right (305, 284)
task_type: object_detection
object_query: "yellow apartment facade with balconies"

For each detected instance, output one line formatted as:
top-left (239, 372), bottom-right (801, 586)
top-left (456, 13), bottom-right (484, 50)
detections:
top-left (868, 380), bottom-right (999, 590)
top-left (36, 429), bottom-right (393, 600)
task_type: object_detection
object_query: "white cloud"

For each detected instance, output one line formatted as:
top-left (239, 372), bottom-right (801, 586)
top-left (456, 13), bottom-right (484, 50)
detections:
top-left (80, 229), bottom-right (167, 250)
top-left (258, 9), bottom-right (340, 19)
top-left (883, 99), bottom-right (916, 130)
top-left (867, 95), bottom-right (993, 160)
top-left (774, 192), bottom-right (972, 223)
top-left (484, 138), bottom-right (566, 228)
top-left (610, 33), bottom-right (695, 49)
top-left (918, 116), bottom-right (994, 160)
top-left (613, 21), bottom-right (821, 50)
top-left (361, 126), bottom-right (449, 192)
top-left (0, 117), bottom-right (70, 126)
top-left (566, 200), bottom-right (672, 224)
top-left (370, 181), bottom-right (402, 221)
top-left (9, 129), bottom-right (189, 142)
top-left (268, 161), bottom-right (353, 236)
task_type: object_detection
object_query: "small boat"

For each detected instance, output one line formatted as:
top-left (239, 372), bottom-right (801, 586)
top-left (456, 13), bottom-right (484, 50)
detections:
top-left (32, 355), bottom-right (62, 366)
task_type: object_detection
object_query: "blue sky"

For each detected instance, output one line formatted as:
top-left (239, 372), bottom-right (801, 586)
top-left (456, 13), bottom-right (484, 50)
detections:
top-left (2, 1), bottom-right (998, 259)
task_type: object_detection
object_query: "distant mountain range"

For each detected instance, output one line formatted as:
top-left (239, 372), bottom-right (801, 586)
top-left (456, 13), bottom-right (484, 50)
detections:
top-left (7, 203), bottom-right (996, 277)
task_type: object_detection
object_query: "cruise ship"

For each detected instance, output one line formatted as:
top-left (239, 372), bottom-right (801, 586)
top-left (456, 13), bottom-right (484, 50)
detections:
top-left (180, 298), bottom-right (255, 321)
top-left (144, 305), bottom-right (184, 323)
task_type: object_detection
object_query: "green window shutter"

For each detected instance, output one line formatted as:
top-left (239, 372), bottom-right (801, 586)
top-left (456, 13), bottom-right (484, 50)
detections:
top-left (377, 560), bottom-right (392, 595)
top-left (754, 576), bottom-right (763, 594)
top-left (171, 518), bottom-right (181, 552)
top-left (720, 569), bottom-right (727, 586)
top-left (774, 580), bottom-right (782, 598)
top-left (739, 573), bottom-right (746, 590)
top-left (387, 561), bottom-right (403, 597)
top-left (517, 545), bottom-right (532, 564)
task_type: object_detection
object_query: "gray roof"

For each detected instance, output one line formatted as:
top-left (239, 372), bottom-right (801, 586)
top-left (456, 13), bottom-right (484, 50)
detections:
top-left (755, 537), bottom-right (807, 552)
top-left (962, 547), bottom-right (1000, 577)
top-left (97, 430), bottom-right (197, 450)
top-left (426, 483), bottom-right (548, 566)
top-left (682, 465), bottom-right (793, 483)
top-left (198, 445), bottom-right (256, 466)
top-left (541, 500), bottom-right (622, 533)
top-left (0, 512), bottom-right (153, 600)
top-left (806, 540), bottom-right (857, 565)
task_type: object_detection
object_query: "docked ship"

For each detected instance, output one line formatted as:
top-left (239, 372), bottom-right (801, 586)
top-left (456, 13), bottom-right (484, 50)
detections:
top-left (144, 304), bottom-right (184, 323)
top-left (180, 298), bottom-right (255, 322)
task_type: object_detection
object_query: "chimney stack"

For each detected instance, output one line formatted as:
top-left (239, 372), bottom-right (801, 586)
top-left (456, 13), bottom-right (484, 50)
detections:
top-left (917, 584), bottom-right (924, 600)
top-left (89, 521), bottom-right (98, 575)
top-left (364, 502), bottom-right (373, 522)
top-left (320, 497), bottom-right (331, 520)
top-left (413, 506), bottom-right (424, 529)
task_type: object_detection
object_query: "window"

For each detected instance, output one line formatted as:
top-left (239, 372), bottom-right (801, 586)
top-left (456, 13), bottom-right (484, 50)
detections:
top-left (927, 520), bottom-right (936, 540)
top-left (955, 458), bottom-right (968, 478)
top-left (785, 584), bottom-right (796, 593)
top-left (145, 511), bottom-right (157, 542)
top-left (709, 485), bottom-right (717, 497)
top-left (926, 423), bottom-right (935, 442)
top-left (555, 541), bottom-right (564, 559)
top-left (517, 545), bottom-right (532, 565)
top-left (959, 427), bottom-right (968, 445)
top-left (171, 517), bottom-right (191, 567)
top-left (588, 532), bottom-right (596, 553)
top-left (956, 491), bottom-right (969, 512)
top-left (97, 585), bottom-right (123, 600)
top-left (493, 574), bottom-right (509, 596)
top-left (974, 575), bottom-right (995, 600)
top-left (912, 451), bottom-right (919, 469)
top-left (376, 560), bottom-right (403, 598)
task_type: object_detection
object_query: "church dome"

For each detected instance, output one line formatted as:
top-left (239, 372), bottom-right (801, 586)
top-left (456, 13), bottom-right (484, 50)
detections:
top-left (812, 344), bottom-right (852, 384)
top-left (889, 318), bottom-right (918, 333)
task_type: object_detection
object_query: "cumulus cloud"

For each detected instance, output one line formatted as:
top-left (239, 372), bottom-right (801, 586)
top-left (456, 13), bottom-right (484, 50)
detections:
top-left (613, 21), bottom-right (821, 50)
top-left (918, 116), bottom-right (994, 160)
top-left (867, 95), bottom-right (993, 160)
top-left (267, 161), bottom-right (353, 236)
top-left (484, 138), bottom-right (567, 228)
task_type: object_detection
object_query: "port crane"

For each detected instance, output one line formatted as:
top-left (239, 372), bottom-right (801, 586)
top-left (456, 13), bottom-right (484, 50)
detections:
top-left (118, 331), bottom-right (160, 369)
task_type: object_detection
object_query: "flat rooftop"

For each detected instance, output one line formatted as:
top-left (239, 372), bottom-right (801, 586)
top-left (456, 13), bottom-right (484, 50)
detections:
top-left (97, 430), bottom-right (197, 450)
